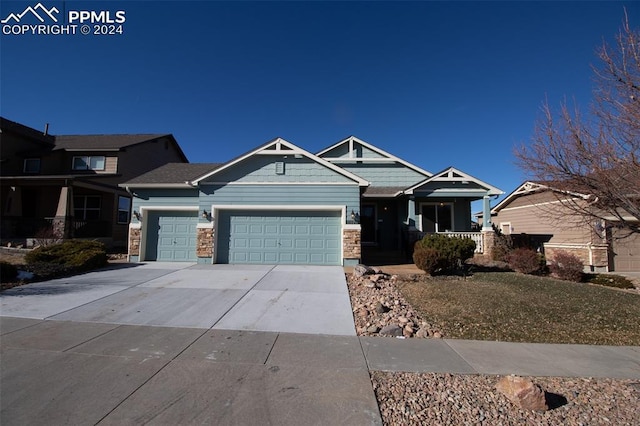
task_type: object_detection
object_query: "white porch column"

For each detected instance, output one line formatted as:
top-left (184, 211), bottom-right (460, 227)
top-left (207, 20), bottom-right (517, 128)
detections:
top-left (405, 196), bottom-right (416, 229)
top-left (53, 186), bottom-right (74, 238)
top-left (482, 195), bottom-right (492, 231)
top-left (5, 186), bottom-right (22, 216)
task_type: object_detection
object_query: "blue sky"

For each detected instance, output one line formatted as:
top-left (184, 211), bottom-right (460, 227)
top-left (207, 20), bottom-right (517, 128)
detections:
top-left (1, 1), bottom-right (638, 208)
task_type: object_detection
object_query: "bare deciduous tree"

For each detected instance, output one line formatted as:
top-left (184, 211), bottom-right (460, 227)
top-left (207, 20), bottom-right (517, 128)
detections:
top-left (516, 15), bottom-right (640, 237)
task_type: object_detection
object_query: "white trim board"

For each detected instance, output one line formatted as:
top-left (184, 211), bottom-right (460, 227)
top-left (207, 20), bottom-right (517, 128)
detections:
top-left (190, 138), bottom-right (368, 187)
top-left (317, 135), bottom-right (433, 177)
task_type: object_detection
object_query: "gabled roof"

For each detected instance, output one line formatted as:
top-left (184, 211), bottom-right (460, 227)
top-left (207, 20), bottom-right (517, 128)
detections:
top-left (0, 116), bottom-right (55, 146)
top-left (490, 180), bottom-right (589, 214)
top-left (190, 137), bottom-right (369, 186)
top-left (316, 135), bottom-right (432, 177)
top-left (405, 166), bottom-right (504, 196)
top-left (121, 163), bottom-right (222, 187)
top-left (54, 134), bottom-right (189, 162)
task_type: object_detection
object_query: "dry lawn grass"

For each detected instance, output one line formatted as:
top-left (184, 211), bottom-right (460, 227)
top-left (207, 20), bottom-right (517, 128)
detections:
top-left (397, 272), bottom-right (640, 345)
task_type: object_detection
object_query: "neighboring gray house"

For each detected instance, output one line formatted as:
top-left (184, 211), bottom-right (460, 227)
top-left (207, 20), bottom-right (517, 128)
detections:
top-left (123, 136), bottom-right (503, 266)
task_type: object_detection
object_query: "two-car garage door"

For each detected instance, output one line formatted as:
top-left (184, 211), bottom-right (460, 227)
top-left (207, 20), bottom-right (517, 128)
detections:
top-left (216, 210), bottom-right (342, 265)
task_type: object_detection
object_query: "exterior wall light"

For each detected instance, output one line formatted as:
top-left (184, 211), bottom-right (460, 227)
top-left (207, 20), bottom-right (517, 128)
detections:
top-left (133, 211), bottom-right (142, 221)
top-left (350, 210), bottom-right (360, 224)
top-left (202, 209), bottom-right (211, 220)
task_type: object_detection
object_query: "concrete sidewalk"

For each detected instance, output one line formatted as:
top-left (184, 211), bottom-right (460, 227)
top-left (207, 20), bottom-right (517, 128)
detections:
top-left (0, 319), bottom-right (380, 425)
top-left (360, 336), bottom-right (640, 379)
top-left (2, 318), bottom-right (639, 425)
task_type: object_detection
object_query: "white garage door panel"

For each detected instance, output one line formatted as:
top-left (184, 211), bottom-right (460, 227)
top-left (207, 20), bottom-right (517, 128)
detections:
top-left (218, 211), bottom-right (342, 265)
top-left (147, 211), bottom-right (198, 262)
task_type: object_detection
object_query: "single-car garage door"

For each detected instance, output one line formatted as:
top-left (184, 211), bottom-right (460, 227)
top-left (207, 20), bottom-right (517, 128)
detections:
top-left (145, 211), bottom-right (198, 261)
top-left (217, 210), bottom-right (341, 265)
top-left (612, 231), bottom-right (640, 272)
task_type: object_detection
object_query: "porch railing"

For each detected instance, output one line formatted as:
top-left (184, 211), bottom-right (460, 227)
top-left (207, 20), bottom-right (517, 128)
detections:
top-left (0, 217), bottom-right (110, 239)
top-left (415, 231), bottom-right (484, 253)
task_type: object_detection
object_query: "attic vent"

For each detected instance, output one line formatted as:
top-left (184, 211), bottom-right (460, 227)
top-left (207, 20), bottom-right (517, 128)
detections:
top-left (275, 161), bottom-right (285, 175)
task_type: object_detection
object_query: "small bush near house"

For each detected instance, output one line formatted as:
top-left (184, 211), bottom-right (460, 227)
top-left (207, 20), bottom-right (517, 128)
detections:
top-left (414, 234), bottom-right (476, 274)
top-left (507, 248), bottom-right (544, 275)
top-left (0, 261), bottom-right (18, 283)
top-left (548, 251), bottom-right (584, 282)
top-left (33, 226), bottom-right (62, 248)
top-left (491, 226), bottom-right (513, 262)
top-left (413, 246), bottom-right (441, 275)
top-left (25, 240), bottom-right (108, 274)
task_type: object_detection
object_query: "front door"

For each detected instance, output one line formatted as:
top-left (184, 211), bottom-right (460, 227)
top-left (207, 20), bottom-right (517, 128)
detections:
top-left (361, 204), bottom-right (376, 244)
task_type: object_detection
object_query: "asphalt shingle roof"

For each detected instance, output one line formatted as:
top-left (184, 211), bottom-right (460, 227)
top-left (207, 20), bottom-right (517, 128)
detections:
top-left (362, 186), bottom-right (406, 197)
top-left (54, 134), bottom-right (170, 150)
top-left (124, 163), bottom-right (221, 185)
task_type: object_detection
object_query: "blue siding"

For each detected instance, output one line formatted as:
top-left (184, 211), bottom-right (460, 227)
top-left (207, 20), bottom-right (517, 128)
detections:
top-left (200, 184), bottom-right (360, 222)
top-left (131, 189), bottom-right (199, 214)
top-left (201, 155), bottom-right (353, 184)
top-left (340, 163), bottom-right (426, 187)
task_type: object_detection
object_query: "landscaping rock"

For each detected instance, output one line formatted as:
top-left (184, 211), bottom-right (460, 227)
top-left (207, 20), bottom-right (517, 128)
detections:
top-left (496, 375), bottom-right (549, 411)
top-left (415, 326), bottom-right (431, 338)
top-left (372, 372), bottom-right (638, 425)
top-left (369, 273), bottom-right (387, 282)
top-left (379, 324), bottom-right (404, 337)
top-left (367, 325), bottom-right (381, 334)
top-left (374, 301), bottom-right (390, 314)
top-left (346, 272), bottom-right (443, 339)
top-left (353, 264), bottom-right (375, 277)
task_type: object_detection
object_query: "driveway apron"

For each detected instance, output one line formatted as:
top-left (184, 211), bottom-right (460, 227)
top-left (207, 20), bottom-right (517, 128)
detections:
top-left (0, 263), bottom-right (356, 336)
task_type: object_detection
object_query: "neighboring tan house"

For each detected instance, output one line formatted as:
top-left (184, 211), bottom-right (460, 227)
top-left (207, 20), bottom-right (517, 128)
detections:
top-left (123, 136), bottom-right (503, 265)
top-left (0, 117), bottom-right (188, 248)
top-left (486, 181), bottom-right (640, 272)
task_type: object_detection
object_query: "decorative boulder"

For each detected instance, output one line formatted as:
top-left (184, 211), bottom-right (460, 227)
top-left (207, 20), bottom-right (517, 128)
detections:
top-left (496, 376), bottom-right (549, 411)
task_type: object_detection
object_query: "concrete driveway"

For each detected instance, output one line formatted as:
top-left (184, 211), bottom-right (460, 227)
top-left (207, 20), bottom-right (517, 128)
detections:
top-left (0, 263), bottom-right (356, 336)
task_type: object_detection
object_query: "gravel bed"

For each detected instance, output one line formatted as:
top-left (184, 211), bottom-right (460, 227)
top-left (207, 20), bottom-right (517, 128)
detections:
top-left (372, 371), bottom-right (640, 425)
top-left (346, 268), bottom-right (640, 424)
top-left (347, 271), bottom-right (444, 338)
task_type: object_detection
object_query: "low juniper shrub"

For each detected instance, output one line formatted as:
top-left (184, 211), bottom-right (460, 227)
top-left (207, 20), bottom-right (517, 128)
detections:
top-left (25, 240), bottom-right (108, 273)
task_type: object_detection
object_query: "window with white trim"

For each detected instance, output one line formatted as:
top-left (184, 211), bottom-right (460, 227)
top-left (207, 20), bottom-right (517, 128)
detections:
top-left (23, 158), bottom-right (41, 173)
top-left (72, 156), bottom-right (105, 171)
top-left (500, 222), bottom-right (512, 235)
top-left (420, 203), bottom-right (453, 233)
top-left (117, 196), bottom-right (131, 224)
top-left (73, 195), bottom-right (101, 220)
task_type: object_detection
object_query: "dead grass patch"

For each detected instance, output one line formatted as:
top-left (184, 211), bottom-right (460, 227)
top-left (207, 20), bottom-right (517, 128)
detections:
top-left (397, 272), bottom-right (640, 345)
